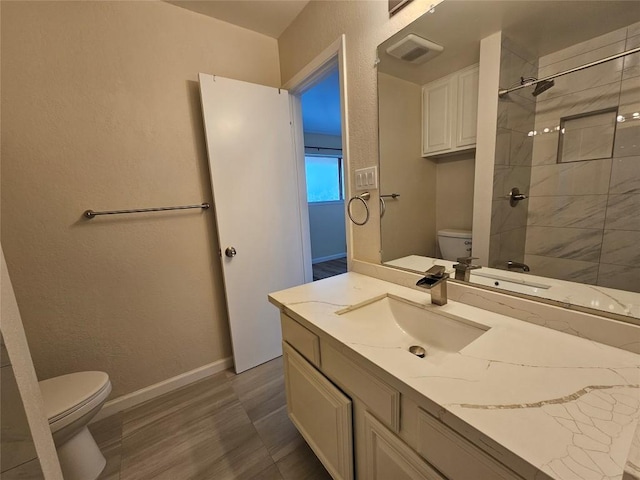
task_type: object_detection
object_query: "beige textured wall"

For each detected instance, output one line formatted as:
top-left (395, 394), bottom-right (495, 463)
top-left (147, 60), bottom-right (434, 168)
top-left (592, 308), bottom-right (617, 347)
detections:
top-left (1, 1), bottom-right (280, 397)
top-left (378, 72), bottom-right (436, 262)
top-left (435, 154), bottom-right (475, 234)
top-left (279, 0), bottom-right (442, 263)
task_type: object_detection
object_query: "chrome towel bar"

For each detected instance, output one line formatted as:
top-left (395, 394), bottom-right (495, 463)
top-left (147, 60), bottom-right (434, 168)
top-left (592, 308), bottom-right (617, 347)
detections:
top-left (83, 203), bottom-right (210, 219)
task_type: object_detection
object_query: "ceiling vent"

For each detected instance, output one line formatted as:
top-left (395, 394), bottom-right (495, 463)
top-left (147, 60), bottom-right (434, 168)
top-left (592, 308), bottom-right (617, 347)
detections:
top-left (386, 34), bottom-right (444, 64)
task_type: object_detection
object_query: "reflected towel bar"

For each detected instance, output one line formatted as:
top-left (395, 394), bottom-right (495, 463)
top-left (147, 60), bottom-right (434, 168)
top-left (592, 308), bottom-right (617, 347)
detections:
top-left (83, 203), bottom-right (210, 219)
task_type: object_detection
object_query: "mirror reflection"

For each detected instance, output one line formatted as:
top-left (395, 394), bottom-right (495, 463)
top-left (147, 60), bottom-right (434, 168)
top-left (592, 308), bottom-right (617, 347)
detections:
top-left (377, 1), bottom-right (640, 320)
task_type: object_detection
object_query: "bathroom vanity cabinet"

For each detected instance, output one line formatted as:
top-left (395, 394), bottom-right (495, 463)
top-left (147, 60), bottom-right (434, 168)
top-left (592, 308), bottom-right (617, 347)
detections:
top-left (271, 273), bottom-right (640, 480)
top-left (422, 64), bottom-right (479, 157)
top-left (281, 311), bottom-right (522, 480)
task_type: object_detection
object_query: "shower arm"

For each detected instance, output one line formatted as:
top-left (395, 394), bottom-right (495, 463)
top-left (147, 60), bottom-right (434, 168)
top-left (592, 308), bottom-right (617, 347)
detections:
top-left (498, 46), bottom-right (640, 97)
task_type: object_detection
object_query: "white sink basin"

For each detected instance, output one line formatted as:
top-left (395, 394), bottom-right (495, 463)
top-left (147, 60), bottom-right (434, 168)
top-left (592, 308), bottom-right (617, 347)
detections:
top-left (336, 294), bottom-right (489, 356)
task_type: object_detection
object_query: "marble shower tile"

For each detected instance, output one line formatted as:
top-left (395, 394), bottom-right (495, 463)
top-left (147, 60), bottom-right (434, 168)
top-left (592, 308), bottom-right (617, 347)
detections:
top-left (489, 233), bottom-right (501, 268)
top-left (623, 33), bottom-right (640, 80)
top-left (525, 226), bottom-right (603, 262)
top-left (628, 21), bottom-right (640, 37)
top-left (498, 97), bottom-right (536, 134)
top-left (527, 195), bottom-right (607, 229)
top-left (538, 41), bottom-right (625, 101)
top-left (529, 159), bottom-right (611, 196)
top-left (509, 130), bottom-right (534, 166)
top-left (491, 198), bottom-right (528, 235)
top-left (492, 165), bottom-right (531, 201)
top-left (610, 156), bottom-right (640, 193)
top-left (613, 76), bottom-right (640, 158)
top-left (597, 264), bottom-right (640, 293)
top-left (605, 194), bottom-right (640, 231)
top-left (498, 227), bottom-right (527, 265)
top-left (534, 83), bottom-right (621, 130)
top-left (600, 230), bottom-right (640, 265)
top-left (495, 129), bottom-right (511, 166)
top-left (524, 254), bottom-right (599, 284)
top-left (500, 44), bottom-right (538, 103)
top-left (532, 131), bottom-right (560, 166)
top-left (502, 37), bottom-right (538, 64)
top-left (539, 28), bottom-right (627, 68)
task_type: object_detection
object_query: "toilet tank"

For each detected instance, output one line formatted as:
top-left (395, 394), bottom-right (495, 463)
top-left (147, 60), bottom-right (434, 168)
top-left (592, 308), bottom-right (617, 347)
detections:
top-left (437, 229), bottom-right (472, 261)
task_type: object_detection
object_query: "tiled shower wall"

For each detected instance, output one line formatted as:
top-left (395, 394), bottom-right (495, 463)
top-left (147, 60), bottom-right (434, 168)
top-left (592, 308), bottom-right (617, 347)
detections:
top-left (489, 38), bottom-right (537, 268)
top-left (525, 22), bottom-right (640, 291)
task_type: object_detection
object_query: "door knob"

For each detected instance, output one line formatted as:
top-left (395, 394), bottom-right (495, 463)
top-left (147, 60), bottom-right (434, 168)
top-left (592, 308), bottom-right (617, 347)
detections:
top-left (225, 247), bottom-right (237, 258)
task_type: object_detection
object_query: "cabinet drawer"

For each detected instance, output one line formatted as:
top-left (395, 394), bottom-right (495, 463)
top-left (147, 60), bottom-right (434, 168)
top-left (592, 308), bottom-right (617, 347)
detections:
top-left (365, 411), bottom-right (446, 480)
top-left (283, 343), bottom-right (353, 480)
top-left (281, 313), bottom-right (320, 367)
top-left (322, 343), bottom-right (400, 432)
top-left (417, 409), bottom-right (522, 480)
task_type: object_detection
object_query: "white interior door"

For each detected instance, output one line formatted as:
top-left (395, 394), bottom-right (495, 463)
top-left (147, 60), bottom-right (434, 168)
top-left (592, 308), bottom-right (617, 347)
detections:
top-left (199, 74), bottom-right (306, 373)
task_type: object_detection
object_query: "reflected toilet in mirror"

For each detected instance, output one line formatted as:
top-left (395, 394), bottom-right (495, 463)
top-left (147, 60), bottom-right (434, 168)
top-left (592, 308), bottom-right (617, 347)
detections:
top-left (437, 229), bottom-right (472, 261)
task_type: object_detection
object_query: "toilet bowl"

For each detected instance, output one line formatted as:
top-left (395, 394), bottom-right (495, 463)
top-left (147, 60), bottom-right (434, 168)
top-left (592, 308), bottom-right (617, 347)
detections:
top-left (437, 229), bottom-right (472, 261)
top-left (39, 371), bottom-right (112, 480)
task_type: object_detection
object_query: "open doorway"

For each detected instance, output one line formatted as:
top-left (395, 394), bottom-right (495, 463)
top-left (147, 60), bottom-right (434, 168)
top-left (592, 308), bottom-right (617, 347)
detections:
top-left (300, 68), bottom-right (347, 281)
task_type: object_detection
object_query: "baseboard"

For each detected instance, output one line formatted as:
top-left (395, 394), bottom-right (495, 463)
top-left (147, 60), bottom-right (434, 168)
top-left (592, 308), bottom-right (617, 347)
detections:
top-left (91, 356), bottom-right (234, 423)
top-left (312, 253), bottom-right (347, 264)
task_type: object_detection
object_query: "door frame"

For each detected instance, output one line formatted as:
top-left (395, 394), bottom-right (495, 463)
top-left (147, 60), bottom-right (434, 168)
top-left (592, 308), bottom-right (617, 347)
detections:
top-left (283, 35), bottom-right (352, 278)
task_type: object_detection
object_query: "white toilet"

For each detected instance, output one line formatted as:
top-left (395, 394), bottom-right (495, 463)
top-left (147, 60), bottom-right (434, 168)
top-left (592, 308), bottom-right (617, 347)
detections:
top-left (39, 371), bottom-right (112, 480)
top-left (437, 229), bottom-right (472, 261)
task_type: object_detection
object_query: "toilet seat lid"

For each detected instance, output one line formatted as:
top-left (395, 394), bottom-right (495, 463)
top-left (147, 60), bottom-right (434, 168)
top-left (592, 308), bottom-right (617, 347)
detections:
top-left (438, 229), bottom-right (472, 239)
top-left (39, 371), bottom-right (110, 423)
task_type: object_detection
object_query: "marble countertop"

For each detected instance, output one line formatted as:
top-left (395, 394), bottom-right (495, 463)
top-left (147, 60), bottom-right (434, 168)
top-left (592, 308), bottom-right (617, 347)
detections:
top-left (384, 255), bottom-right (640, 320)
top-left (269, 272), bottom-right (640, 480)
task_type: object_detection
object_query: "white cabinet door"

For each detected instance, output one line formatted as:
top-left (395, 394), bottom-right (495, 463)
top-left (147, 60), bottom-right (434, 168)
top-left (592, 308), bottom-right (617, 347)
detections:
top-left (199, 74), bottom-right (306, 374)
top-left (456, 66), bottom-right (479, 148)
top-left (283, 343), bottom-right (354, 480)
top-left (422, 64), bottom-right (479, 157)
top-left (422, 79), bottom-right (453, 155)
top-left (364, 411), bottom-right (445, 480)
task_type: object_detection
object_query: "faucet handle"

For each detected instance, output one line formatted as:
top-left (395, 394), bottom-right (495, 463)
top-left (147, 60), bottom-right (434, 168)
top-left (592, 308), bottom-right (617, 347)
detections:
top-left (425, 265), bottom-right (447, 278)
top-left (456, 256), bottom-right (479, 266)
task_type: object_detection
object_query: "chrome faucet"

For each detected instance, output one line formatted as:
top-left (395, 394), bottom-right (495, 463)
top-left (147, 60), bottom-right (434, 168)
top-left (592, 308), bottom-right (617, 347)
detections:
top-left (507, 260), bottom-right (530, 272)
top-left (453, 256), bottom-right (482, 281)
top-left (416, 265), bottom-right (449, 306)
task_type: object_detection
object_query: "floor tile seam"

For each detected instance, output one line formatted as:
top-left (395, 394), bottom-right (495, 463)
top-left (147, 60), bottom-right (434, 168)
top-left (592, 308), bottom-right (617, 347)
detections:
top-left (120, 379), bottom-right (235, 422)
top-left (230, 375), bottom-right (284, 392)
top-left (120, 393), bottom-right (242, 438)
top-left (252, 403), bottom-right (289, 428)
top-left (119, 402), bottom-right (259, 463)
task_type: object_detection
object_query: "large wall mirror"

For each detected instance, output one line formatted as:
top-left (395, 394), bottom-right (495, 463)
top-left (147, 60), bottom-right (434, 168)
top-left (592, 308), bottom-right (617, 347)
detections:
top-left (377, 1), bottom-right (640, 322)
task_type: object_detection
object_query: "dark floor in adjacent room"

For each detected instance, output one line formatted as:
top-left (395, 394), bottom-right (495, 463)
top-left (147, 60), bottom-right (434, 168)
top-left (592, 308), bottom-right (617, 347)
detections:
top-left (90, 357), bottom-right (331, 480)
top-left (312, 257), bottom-right (347, 281)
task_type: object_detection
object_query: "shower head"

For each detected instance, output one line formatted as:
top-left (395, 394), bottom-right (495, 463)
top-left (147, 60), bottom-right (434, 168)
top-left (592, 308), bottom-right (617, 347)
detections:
top-left (532, 79), bottom-right (555, 97)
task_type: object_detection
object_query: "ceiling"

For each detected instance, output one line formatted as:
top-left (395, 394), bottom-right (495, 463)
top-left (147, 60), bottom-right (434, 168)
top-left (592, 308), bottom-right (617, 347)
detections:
top-left (167, 0), bottom-right (310, 38)
top-left (378, 1), bottom-right (640, 85)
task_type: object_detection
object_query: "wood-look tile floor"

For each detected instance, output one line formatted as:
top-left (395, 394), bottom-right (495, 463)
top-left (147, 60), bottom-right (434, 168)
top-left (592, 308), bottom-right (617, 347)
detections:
top-left (90, 358), bottom-right (331, 480)
top-left (312, 257), bottom-right (347, 281)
